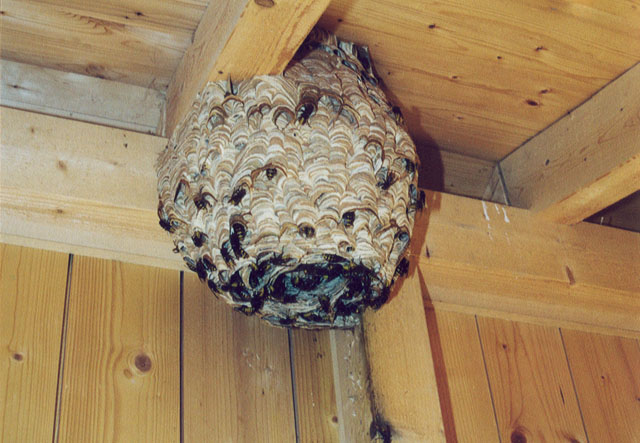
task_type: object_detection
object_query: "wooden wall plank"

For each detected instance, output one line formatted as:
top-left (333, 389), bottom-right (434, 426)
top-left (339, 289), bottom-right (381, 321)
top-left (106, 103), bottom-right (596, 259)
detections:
top-left (0, 244), bottom-right (69, 442)
top-left (166, 0), bottom-right (331, 136)
top-left (291, 330), bottom-right (339, 442)
top-left (319, 0), bottom-right (640, 161)
top-left (57, 256), bottom-right (180, 442)
top-left (429, 310), bottom-right (499, 442)
top-left (182, 273), bottom-right (296, 441)
top-left (476, 317), bottom-right (587, 443)
top-left (329, 327), bottom-right (374, 442)
top-left (1, 60), bottom-right (165, 135)
top-left (562, 330), bottom-right (640, 442)
top-left (363, 271), bottom-right (446, 441)
top-left (501, 63), bottom-right (640, 224)
top-left (0, 0), bottom-right (190, 89)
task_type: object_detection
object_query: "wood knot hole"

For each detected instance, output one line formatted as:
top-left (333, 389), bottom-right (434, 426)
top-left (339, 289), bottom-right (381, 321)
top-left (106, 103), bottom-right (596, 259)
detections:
top-left (332, 415), bottom-right (339, 423)
top-left (12, 352), bottom-right (24, 362)
top-left (254, 0), bottom-right (275, 7)
top-left (511, 430), bottom-right (527, 443)
top-left (135, 353), bottom-right (152, 373)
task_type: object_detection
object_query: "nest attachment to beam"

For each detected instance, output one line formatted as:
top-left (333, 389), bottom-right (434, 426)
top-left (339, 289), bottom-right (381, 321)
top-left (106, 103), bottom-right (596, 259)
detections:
top-left (156, 29), bottom-right (424, 328)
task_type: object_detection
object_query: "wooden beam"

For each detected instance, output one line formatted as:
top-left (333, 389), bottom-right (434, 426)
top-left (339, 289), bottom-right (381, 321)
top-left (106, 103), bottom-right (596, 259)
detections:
top-left (1, 60), bottom-right (165, 135)
top-left (501, 63), bottom-right (640, 224)
top-left (165, 0), bottom-right (331, 136)
top-left (2, 106), bottom-right (639, 337)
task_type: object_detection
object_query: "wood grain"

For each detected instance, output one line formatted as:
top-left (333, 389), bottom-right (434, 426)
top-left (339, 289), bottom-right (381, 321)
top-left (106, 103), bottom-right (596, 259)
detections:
top-left (166, 0), bottom-right (331, 135)
top-left (477, 317), bottom-right (587, 443)
top-left (418, 147), bottom-right (498, 201)
top-left (363, 270), bottom-right (446, 441)
top-left (2, 108), bottom-right (639, 338)
top-left (0, 107), bottom-right (179, 269)
top-left (429, 310), bottom-right (499, 442)
top-left (330, 327), bottom-right (374, 442)
top-left (291, 330), bottom-right (339, 442)
top-left (562, 329), bottom-right (640, 442)
top-left (0, 244), bottom-right (69, 443)
top-left (319, 0), bottom-right (640, 160)
top-left (413, 191), bottom-right (640, 338)
top-left (20, 0), bottom-right (207, 33)
top-left (501, 62), bottom-right (640, 224)
top-left (0, 0), bottom-right (190, 89)
top-left (57, 256), bottom-right (180, 442)
top-left (182, 273), bottom-right (296, 441)
top-left (1, 60), bottom-right (165, 135)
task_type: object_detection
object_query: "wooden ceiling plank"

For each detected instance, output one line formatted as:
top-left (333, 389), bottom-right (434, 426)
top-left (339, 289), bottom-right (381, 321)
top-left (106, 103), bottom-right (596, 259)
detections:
top-left (165, 0), bottom-right (332, 137)
top-left (0, 0), bottom-right (189, 89)
top-left (319, 0), bottom-right (640, 160)
top-left (19, 0), bottom-right (208, 33)
top-left (501, 63), bottom-right (640, 224)
top-left (1, 107), bottom-right (638, 338)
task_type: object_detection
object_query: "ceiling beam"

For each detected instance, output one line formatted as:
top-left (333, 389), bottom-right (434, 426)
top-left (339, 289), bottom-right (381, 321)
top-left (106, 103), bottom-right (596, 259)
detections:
top-left (165, 0), bottom-right (331, 137)
top-left (2, 107), bottom-right (638, 339)
top-left (500, 63), bottom-right (640, 224)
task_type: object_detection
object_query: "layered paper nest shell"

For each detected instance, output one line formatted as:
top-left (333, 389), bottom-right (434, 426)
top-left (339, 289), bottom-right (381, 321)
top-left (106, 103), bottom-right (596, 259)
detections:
top-left (156, 30), bottom-right (424, 328)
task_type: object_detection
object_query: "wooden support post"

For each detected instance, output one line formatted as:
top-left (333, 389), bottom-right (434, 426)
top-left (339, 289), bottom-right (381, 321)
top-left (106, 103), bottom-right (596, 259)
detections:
top-left (165, 0), bottom-right (331, 136)
top-left (501, 63), bottom-right (640, 224)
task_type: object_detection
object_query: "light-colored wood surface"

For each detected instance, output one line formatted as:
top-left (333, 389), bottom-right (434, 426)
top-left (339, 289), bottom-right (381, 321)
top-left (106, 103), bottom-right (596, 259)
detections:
top-left (166, 0), bottom-right (331, 135)
top-left (291, 330), bottom-right (340, 442)
top-left (501, 62), bottom-right (640, 224)
top-left (182, 273), bottom-right (296, 441)
top-left (329, 327), bottom-right (374, 442)
top-left (483, 165), bottom-right (509, 205)
top-left (562, 330), bottom-right (640, 443)
top-left (0, 244), bottom-right (69, 443)
top-left (4, 243), bottom-right (640, 442)
top-left (319, 0), bottom-right (640, 160)
top-left (3, 109), bottom-right (638, 337)
top-left (477, 317), bottom-right (587, 443)
top-left (418, 148), bottom-right (498, 201)
top-left (429, 310), bottom-right (499, 442)
top-left (1, 60), bottom-right (165, 135)
top-left (19, 0), bottom-right (208, 32)
top-left (413, 191), bottom-right (640, 338)
top-left (0, 0), bottom-right (190, 89)
top-left (363, 271), bottom-right (446, 441)
top-left (0, 107), bottom-right (179, 269)
top-left (57, 256), bottom-right (180, 442)
top-left (3, 0), bottom-right (639, 162)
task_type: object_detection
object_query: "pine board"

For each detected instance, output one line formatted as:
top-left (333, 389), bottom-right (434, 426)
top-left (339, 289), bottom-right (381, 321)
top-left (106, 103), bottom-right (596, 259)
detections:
top-left (476, 317), bottom-right (587, 442)
top-left (0, 244), bottom-right (69, 443)
top-left (291, 330), bottom-right (340, 442)
top-left (57, 256), bottom-right (180, 442)
top-left (430, 310), bottom-right (499, 442)
top-left (182, 273), bottom-right (296, 441)
top-left (562, 329), bottom-right (640, 443)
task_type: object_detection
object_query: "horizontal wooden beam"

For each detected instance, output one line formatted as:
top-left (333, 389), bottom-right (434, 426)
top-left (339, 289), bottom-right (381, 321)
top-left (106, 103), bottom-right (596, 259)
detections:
top-left (2, 106), bottom-right (638, 338)
top-left (501, 62), bottom-right (640, 224)
top-left (165, 0), bottom-right (330, 137)
top-left (1, 60), bottom-right (165, 135)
